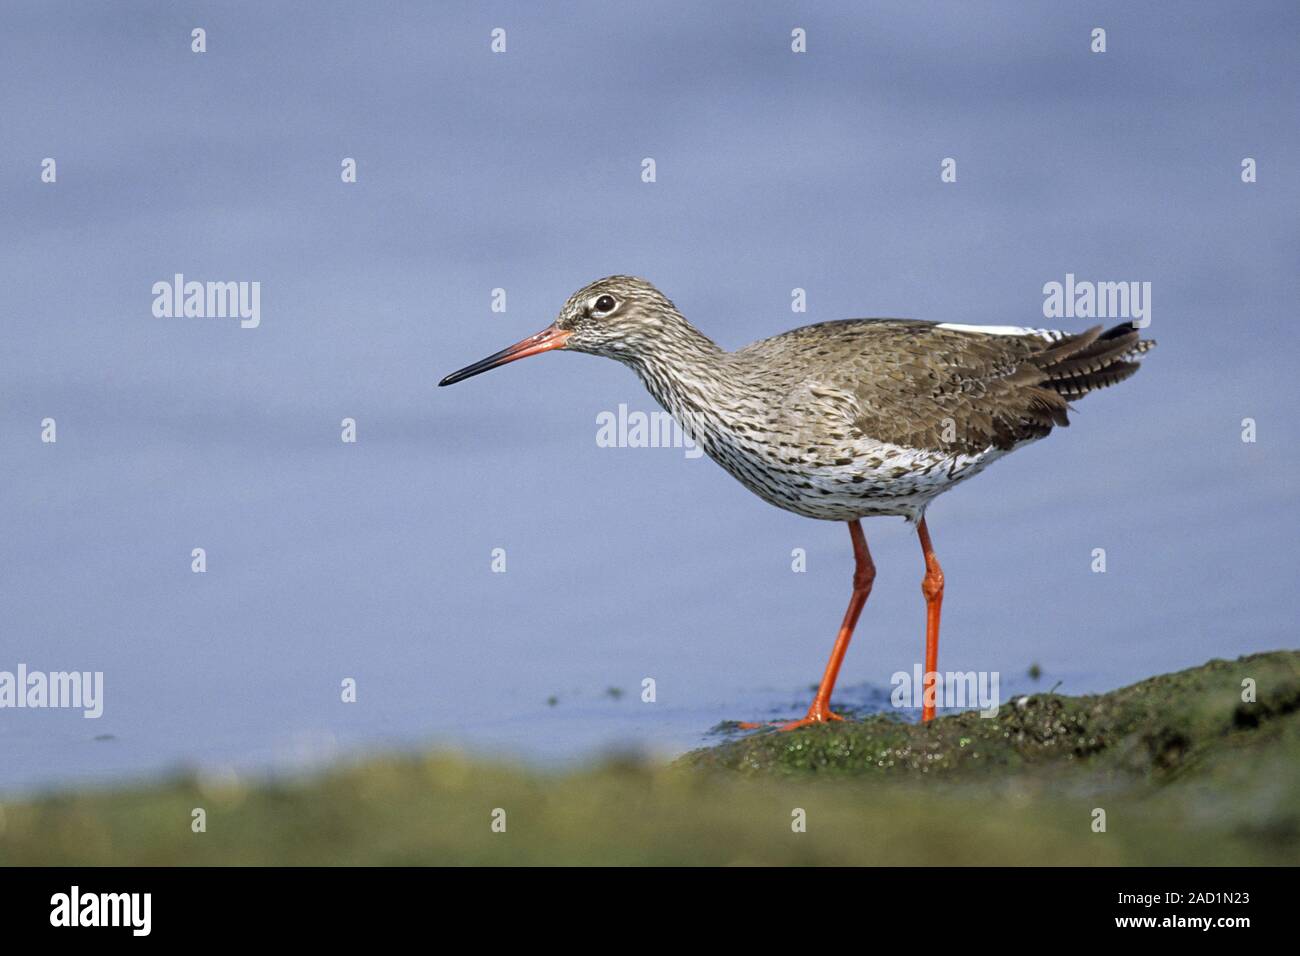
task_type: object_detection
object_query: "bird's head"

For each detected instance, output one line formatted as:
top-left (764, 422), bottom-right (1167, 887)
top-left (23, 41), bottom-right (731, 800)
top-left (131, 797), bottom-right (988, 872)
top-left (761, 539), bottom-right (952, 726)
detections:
top-left (438, 276), bottom-right (678, 386)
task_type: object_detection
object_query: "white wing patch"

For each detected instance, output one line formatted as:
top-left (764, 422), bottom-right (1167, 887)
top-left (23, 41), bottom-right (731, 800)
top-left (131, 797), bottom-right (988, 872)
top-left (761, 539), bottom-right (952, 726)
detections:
top-left (936, 323), bottom-right (1066, 342)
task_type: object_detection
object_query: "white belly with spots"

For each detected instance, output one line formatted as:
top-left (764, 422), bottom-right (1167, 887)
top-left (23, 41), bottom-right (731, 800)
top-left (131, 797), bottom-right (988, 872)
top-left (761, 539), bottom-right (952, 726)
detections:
top-left (779, 439), bottom-right (1013, 521)
top-left (699, 427), bottom-right (1024, 523)
top-left (635, 364), bottom-right (1031, 523)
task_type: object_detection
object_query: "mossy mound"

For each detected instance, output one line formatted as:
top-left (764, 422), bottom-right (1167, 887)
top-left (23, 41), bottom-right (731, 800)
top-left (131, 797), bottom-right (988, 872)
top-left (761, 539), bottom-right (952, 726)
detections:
top-left (685, 651), bottom-right (1300, 780)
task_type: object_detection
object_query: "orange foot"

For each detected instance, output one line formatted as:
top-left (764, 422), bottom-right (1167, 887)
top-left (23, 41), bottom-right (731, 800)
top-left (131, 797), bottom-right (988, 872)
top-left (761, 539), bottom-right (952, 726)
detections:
top-left (737, 706), bottom-right (846, 732)
top-left (778, 707), bottom-right (846, 731)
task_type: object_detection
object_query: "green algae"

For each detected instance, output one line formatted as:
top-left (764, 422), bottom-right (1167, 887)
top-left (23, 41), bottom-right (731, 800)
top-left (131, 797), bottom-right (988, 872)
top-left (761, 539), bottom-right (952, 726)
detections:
top-left (686, 651), bottom-right (1300, 780)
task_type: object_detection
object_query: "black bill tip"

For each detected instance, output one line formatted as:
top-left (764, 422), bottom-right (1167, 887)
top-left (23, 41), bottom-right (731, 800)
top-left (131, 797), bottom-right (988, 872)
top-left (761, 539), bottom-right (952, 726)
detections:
top-left (437, 325), bottom-right (571, 389)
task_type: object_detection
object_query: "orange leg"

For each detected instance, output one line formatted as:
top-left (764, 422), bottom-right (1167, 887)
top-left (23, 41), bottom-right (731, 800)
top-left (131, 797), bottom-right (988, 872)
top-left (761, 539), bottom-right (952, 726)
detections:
top-left (917, 516), bottom-right (944, 722)
top-left (737, 520), bottom-right (875, 731)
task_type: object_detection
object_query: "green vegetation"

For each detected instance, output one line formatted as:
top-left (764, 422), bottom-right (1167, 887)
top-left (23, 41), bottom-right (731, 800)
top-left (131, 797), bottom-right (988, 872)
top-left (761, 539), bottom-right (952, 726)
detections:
top-left (2, 652), bottom-right (1296, 865)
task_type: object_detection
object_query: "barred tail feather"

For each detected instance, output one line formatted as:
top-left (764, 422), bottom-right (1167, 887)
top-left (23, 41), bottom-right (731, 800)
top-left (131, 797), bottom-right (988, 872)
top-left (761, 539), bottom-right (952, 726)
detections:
top-left (1036, 322), bottom-right (1155, 401)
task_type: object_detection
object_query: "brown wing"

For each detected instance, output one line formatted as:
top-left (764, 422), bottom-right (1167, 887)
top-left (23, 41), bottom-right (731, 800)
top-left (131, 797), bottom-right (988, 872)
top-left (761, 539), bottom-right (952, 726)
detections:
top-left (754, 319), bottom-right (1155, 455)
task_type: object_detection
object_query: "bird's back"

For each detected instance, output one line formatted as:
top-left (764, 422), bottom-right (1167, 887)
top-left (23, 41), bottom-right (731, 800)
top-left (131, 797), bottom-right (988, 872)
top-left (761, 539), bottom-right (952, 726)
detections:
top-left (730, 317), bottom-right (1155, 456)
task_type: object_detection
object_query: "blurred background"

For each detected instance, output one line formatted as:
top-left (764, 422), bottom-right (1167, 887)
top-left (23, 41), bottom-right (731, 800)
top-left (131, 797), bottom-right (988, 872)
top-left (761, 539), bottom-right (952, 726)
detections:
top-left (1, 1), bottom-right (1297, 793)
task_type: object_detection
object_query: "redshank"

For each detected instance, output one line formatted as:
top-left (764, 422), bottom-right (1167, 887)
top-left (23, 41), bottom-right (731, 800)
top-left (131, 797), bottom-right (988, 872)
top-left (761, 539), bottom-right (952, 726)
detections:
top-left (439, 276), bottom-right (1155, 728)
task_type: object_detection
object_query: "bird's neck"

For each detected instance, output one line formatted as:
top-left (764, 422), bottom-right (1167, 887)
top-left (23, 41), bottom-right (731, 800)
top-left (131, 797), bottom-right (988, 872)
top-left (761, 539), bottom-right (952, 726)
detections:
top-left (620, 317), bottom-right (734, 439)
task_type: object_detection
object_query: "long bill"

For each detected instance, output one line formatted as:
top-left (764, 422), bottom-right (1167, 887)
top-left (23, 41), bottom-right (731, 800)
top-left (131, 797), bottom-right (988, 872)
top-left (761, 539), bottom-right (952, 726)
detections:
top-left (438, 324), bottom-right (572, 387)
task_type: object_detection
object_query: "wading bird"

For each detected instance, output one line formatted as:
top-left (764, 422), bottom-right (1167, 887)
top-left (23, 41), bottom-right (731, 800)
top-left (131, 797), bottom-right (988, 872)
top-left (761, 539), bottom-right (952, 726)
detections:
top-left (439, 277), bottom-right (1154, 728)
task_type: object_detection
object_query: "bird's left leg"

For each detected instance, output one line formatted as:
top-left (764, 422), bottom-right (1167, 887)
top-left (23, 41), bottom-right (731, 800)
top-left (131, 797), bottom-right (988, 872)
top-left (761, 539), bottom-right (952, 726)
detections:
top-left (736, 521), bottom-right (875, 732)
top-left (917, 516), bottom-right (944, 723)
top-left (776, 520), bottom-right (875, 731)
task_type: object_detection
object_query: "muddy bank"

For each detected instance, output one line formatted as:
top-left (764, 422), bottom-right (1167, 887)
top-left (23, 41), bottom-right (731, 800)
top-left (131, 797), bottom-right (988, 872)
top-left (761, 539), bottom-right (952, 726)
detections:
top-left (688, 651), bottom-right (1300, 780)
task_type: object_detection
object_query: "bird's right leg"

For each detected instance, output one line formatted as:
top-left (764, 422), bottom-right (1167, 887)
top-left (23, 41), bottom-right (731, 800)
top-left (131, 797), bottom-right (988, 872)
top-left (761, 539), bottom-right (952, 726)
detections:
top-left (739, 520), bottom-right (875, 731)
top-left (916, 516), bottom-right (944, 723)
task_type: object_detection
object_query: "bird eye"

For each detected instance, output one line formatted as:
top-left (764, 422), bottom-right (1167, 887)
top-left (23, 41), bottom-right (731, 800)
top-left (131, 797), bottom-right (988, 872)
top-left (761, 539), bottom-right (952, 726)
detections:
top-left (593, 294), bottom-right (618, 315)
